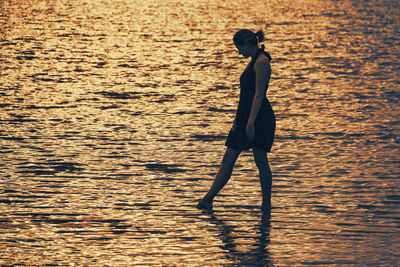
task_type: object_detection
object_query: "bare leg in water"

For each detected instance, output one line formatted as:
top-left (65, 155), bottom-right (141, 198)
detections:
top-left (253, 148), bottom-right (273, 211)
top-left (196, 148), bottom-right (241, 210)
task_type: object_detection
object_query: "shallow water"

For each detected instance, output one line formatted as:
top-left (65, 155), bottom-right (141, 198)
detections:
top-left (1, 0), bottom-right (399, 265)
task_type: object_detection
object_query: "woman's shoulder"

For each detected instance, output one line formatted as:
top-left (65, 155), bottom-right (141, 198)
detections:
top-left (254, 53), bottom-right (271, 71)
top-left (256, 53), bottom-right (269, 63)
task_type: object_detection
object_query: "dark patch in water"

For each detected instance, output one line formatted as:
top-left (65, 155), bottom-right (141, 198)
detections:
top-left (95, 91), bottom-right (142, 99)
top-left (34, 218), bottom-right (84, 224)
top-left (2, 136), bottom-right (25, 141)
top-left (99, 104), bottom-right (120, 110)
top-left (191, 134), bottom-right (226, 142)
top-left (117, 63), bottom-right (137, 68)
top-left (275, 134), bottom-right (315, 140)
top-left (16, 162), bottom-right (84, 175)
top-left (150, 94), bottom-right (176, 103)
top-left (208, 107), bottom-right (235, 113)
top-left (174, 110), bottom-right (199, 115)
top-left (16, 56), bottom-right (37, 60)
top-left (145, 163), bottom-right (186, 173)
top-left (386, 195), bottom-right (400, 201)
top-left (1, 189), bottom-right (19, 194)
top-left (111, 230), bottom-right (127, 234)
top-left (382, 90), bottom-right (400, 103)
top-left (0, 199), bottom-right (35, 204)
top-left (26, 105), bottom-right (64, 110)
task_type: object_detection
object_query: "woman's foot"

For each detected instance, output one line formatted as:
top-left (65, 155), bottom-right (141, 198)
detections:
top-left (196, 199), bottom-right (213, 210)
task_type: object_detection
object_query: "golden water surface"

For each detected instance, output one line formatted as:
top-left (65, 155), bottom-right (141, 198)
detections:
top-left (1, 0), bottom-right (399, 265)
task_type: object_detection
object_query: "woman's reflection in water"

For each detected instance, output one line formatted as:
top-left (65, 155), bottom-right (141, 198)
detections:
top-left (201, 210), bottom-right (273, 266)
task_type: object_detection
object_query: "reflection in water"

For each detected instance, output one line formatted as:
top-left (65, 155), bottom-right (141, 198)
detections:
top-left (199, 211), bottom-right (272, 266)
top-left (0, 0), bottom-right (400, 265)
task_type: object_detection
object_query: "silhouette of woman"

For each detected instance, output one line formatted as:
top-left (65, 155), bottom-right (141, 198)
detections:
top-left (197, 29), bottom-right (276, 211)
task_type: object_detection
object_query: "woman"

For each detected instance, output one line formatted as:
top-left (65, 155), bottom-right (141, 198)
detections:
top-left (196, 29), bottom-right (276, 212)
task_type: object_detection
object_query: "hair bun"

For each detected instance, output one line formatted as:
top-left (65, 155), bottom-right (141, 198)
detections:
top-left (255, 30), bottom-right (264, 43)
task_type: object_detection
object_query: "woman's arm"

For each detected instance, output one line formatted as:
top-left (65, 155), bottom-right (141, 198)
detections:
top-left (246, 58), bottom-right (271, 140)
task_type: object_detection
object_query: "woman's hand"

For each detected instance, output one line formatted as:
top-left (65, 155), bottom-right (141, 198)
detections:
top-left (246, 122), bottom-right (255, 141)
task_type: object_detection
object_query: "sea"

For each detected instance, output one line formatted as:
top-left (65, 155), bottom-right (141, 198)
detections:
top-left (0, 0), bottom-right (399, 265)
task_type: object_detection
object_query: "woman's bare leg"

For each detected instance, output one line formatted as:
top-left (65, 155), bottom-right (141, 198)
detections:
top-left (196, 148), bottom-right (241, 210)
top-left (253, 149), bottom-right (272, 211)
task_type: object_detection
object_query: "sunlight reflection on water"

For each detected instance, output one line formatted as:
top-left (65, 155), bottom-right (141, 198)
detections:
top-left (0, 0), bottom-right (399, 265)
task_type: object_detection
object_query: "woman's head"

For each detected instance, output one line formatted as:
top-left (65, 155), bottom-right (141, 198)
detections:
top-left (233, 29), bottom-right (264, 58)
top-left (233, 29), bottom-right (264, 47)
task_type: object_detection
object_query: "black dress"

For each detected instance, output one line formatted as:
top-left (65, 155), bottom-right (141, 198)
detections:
top-left (225, 48), bottom-right (276, 152)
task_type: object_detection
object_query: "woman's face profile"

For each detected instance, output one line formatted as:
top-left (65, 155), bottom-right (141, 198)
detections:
top-left (235, 43), bottom-right (250, 58)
